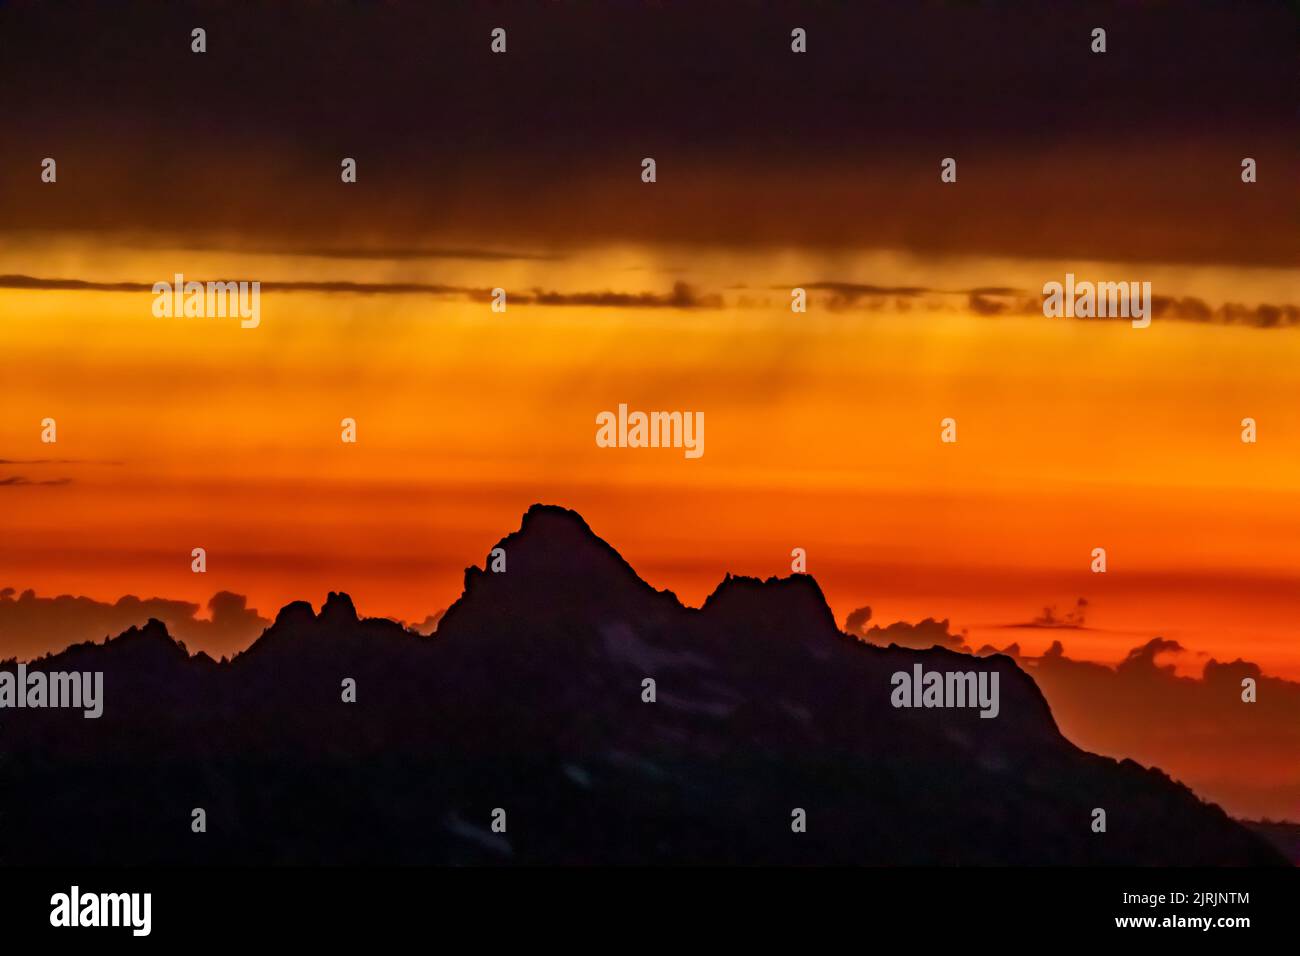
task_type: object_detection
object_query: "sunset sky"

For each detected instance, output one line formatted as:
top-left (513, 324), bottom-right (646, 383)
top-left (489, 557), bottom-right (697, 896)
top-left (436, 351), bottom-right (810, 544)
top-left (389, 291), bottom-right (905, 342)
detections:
top-left (1, 2), bottom-right (1297, 821)
top-left (3, 239), bottom-right (1298, 673)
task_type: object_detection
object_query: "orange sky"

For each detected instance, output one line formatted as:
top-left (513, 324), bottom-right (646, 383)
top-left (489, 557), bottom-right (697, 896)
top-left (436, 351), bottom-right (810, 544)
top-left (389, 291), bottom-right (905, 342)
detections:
top-left (3, 237), bottom-right (1299, 679)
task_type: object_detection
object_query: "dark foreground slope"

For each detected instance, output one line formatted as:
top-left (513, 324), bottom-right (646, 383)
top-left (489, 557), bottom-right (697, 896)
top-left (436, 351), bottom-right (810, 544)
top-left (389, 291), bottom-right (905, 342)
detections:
top-left (0, 505), bottom-right (1283, 865)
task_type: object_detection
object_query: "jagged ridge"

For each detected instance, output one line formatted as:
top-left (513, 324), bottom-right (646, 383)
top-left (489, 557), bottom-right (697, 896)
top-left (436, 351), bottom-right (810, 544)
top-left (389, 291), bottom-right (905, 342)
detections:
top-left (0, 504), bottom-right (1284, 866)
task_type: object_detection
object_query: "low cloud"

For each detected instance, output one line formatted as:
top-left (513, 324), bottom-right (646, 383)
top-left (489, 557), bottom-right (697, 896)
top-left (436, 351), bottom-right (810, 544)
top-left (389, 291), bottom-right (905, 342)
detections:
top-left (1004, 598), bottom-right (1089, 630)
top-left (401, 609), bottom-right (446, 636)
top-left (0, 274), bottom-right (717, 309)
top-left (960, 289), bottom-right (1300, 329)
top-left (0, 588), bottom-right (270, 661)
top-left (844, 605), bottom-right (969, 651)
top-left (0, 476), bottom-right (71, 487)
top-left (793, 282), bottom-right (932, 309)
top-left (8, 271), bottom-right (1298, 327)
top-left (975, 636), bottom-right (1300, 822)
top-left (527, 280), bottom-right (721, 309)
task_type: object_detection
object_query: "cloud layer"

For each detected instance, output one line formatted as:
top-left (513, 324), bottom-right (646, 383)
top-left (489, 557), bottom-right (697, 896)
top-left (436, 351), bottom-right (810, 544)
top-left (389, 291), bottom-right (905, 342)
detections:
top-left (0, 588), bottom-right (270, 661)
top-left (983, 637), bottom-right (1300, 822)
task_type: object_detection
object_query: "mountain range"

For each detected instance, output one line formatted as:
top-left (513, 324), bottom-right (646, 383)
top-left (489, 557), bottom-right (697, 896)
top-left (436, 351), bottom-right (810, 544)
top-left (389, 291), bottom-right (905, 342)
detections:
top-left (0, 505), bottom-right (1284, 865)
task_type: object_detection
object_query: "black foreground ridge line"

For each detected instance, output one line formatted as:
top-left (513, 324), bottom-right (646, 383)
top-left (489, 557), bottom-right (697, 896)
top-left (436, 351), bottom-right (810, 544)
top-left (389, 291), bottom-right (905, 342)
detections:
top-left (0, 504), bottom-right (1285, 866)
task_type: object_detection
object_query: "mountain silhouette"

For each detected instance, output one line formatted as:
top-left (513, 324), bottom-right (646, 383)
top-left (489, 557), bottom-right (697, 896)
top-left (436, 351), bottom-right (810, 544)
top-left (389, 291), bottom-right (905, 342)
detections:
top-left (0, 505), bottom-right (1284, 865)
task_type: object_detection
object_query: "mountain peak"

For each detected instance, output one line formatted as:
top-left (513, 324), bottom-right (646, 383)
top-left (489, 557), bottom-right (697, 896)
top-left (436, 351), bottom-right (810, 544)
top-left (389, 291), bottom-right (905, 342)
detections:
top-left (520, 501), bottom-right (591, 528)
top-left (510, 503), bottom-right (623, 559)
top-left (700, 572), bottom-right (839, 637)
top-left (436, 504), bottom-right (682, 635)
top-left (321, 591), bottom-right (358, 623)
top-left (272, 600), bottom-right (316, 629)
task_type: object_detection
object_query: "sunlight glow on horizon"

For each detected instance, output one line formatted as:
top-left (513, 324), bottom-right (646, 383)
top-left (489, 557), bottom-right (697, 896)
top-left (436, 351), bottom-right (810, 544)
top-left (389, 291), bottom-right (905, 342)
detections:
top-left (2, 239), bottom-right (1299, 679)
